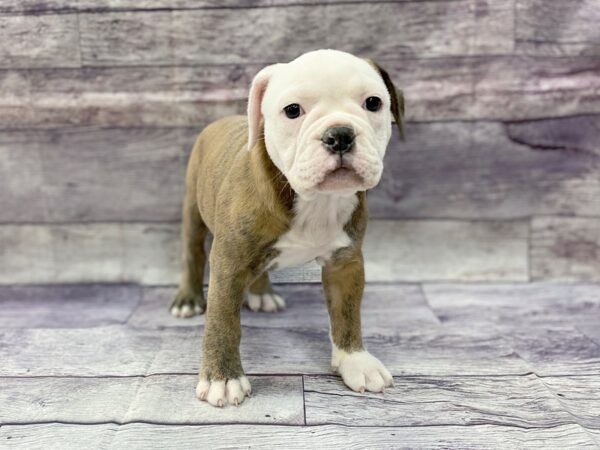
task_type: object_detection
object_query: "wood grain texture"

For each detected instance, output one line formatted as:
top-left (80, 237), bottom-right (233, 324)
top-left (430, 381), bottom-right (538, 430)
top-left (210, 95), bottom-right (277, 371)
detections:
top-left (0, 0), bottom-right (463, 13)
top-left (1, 281), bottom-right (599, 447)
top-left (128, 284), bottom-right (439, 329)
top-left (0, 66), bottom-right (244, 130)
top-left (0, 15), bottom-right (81, 69)
top-left (541, 376), bottom-right (600, 429)
top-left (0, 128), bottom-right (196, 223)
top-left (505, 327), bottom-right (600, 376)
top-left (0, 284), bottom-right (140, 328)
top-left (0, 324), bottom-right (530, 377)
top-left (516, 0), bottom-right (600, 56)
top-left (531, 217), bottom-right (600, 282)
top-left (304, 374), bottom-right (571, 427)
top-left (1, 423), bottom-right (597, 450)
top-left (0, 65), bottom-right (250, 130)
top-left (578, 324), bottom-right (600, 347)
top-left (0, 375), bottom-right (304, 425)
top-left (0, 220), bottom-right (528, 284)
top-left (586, 428), bottom-right (600, 447)
top-left (506, 114), bottom-right (600, 157)
top-left (78, 1), bottom-right (513, 66)
top-left (422, 283), bottom-right (600, 327)
top-left (268, 263), bottom-right (321, 284)
top-left (465, 56), bottom-right (600, 121)
top-left (363, 220), bottom-right (528, 282)
top-left (0, 223), bottom-right (180, 285)
top-left (2, 57), bottom-right (599, 130)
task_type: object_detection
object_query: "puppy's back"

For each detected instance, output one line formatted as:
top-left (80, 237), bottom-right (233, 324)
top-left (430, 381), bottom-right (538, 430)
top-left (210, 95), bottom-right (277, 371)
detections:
top-left (186, 115), bottom-right (249, 231)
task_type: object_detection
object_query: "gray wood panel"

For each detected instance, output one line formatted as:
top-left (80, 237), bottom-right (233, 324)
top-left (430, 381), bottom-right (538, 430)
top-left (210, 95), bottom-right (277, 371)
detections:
top-left (129, 284), bottom-right (439, 329)
top-left (0, 324), bottom-right (530, 377)
top-left (506, 114), bottom-right (600, 156)
top-left (1, 281), bottom-right (599, 447)
top-left (0, 65), bottom-right (251, 130)
top-left (466, 56), bottom-right (600, 121)
top-left (0, 280), bottom-right (435, 331)
top-left (505, 327), bottom-right (600, 376)
top-left (2, 57), bottom-right (599, 130)
top-left (531, 217), bottom-right (600, 282)
top-left (78, 1), bottom-right (513, 66)
top-left (0, 224), bottom-right (180, 285)
top-left (422, 283), bottom-right (600, 327)
top-left (0, 67), bottom-right (243, 130)
top-left (363, 220), bottom-right (528, 282)
top-left (587, 428), bottom-right (600, 447)
top-left (0, 220), bottom-right (528, 284)
top-left (541, 376), bottom-right (600, 429)
top-left (304, 374), bottom-right (571, 427)
top-left (0, 375), bottom-right (304, 425)
top-left (0, 15), bottom-right (80, 69)
top-left (3, 116), bottom-right (599, 223)
top-left (0, 128), bottom-right (196, 223)
top-left (0, 0), bottom-right (460, 13)
top-left (1, 423), bottom-right (597, 450)
top-left (578, 324), bottom-right (600, 347)
top-left (516, 0), bottom-right (600, 56)
top-left (0, 284), bottom-right (140, 328)
top-left (268, 263), bottom-right (322, 284)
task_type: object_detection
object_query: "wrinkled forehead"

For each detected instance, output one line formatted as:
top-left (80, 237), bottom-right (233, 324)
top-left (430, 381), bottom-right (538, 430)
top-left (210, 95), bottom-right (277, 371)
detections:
top-left (264, 54), bottom-right (387, 107)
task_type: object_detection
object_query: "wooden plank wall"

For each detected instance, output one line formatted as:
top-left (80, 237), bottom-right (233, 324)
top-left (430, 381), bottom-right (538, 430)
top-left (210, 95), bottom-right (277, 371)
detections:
top-left (0, 0), bottom-right (599, 284)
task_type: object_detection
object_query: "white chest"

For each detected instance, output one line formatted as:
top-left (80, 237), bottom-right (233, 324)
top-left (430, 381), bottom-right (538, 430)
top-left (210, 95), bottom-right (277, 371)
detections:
top-left (270, 194), bottom-right (358, 270)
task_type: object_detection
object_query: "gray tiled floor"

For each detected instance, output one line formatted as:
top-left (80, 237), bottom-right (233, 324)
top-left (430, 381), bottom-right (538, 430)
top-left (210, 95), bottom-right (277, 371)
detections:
top-left (1, 283), bottom-right (599, 449)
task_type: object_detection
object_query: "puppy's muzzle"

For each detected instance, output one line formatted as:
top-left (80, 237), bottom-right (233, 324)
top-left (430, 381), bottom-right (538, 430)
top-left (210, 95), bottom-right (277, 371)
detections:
top-left (321, 126), bottom-right (355, 156)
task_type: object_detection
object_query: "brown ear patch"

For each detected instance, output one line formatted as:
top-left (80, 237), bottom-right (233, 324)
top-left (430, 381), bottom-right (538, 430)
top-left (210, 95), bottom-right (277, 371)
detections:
top-left (366, 59), bottom-right (405, 140)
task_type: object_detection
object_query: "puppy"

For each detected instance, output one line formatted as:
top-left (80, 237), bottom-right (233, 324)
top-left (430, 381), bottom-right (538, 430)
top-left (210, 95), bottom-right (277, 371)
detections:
top-left (171, 49), bottom-right (404, 407)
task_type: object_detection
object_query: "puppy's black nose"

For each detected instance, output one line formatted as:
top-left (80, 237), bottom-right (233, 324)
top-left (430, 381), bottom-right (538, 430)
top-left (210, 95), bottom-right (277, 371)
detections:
top-left (321, 126), bottom-right (355, 155)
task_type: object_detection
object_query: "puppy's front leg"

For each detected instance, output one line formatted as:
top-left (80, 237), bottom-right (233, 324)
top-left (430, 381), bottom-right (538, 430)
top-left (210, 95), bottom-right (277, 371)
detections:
top-left (196, 247), bottom-right (251, 407)
top-left (322, 250), bottom-right (393, 393)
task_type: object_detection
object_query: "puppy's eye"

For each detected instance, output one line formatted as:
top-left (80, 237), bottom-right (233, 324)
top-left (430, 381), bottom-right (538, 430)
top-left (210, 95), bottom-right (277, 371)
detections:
top-left (364, 96), bottom-right (382, 112)
top-left (283, 103), bottom-right (303, 119)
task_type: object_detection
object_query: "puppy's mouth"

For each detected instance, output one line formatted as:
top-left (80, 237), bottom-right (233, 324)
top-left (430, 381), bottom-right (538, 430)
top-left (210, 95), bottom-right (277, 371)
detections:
top-left (317, 165), bottom-right (363, 192)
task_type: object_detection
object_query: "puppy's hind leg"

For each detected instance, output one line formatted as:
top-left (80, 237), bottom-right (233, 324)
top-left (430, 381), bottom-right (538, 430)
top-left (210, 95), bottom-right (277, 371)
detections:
top-left (171, 193), bottom-right (208, 318)
top-left (246, 272), bottom-right (286, 313)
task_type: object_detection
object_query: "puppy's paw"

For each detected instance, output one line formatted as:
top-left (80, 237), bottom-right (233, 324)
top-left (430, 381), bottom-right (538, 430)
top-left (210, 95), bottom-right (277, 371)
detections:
top-left (170, 290), bottom-right (206, 318)
top-left (196, 375), bottom-right (252, 407)
top-left (246, 292), bottom-right (286, 313)
top-left (333, 349), bottom-right (393, 393)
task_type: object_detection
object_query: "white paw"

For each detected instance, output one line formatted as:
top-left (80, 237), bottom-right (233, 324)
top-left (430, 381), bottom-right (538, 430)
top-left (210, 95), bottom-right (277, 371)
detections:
top-left (332, 348), bottom-right (393, 393)
top-left (170, 292), bottom-right (205, 318)
top-left (170, 303), bottom-right (203, 318)
top-left (246, 292), bottom-right (286, 313)
top-left (196, 375), bottom-right (252, 407)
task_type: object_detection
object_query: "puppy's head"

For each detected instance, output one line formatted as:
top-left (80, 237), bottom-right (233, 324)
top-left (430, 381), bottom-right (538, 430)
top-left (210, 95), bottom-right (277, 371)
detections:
top-left (247, 49), bottom-right (404, 199)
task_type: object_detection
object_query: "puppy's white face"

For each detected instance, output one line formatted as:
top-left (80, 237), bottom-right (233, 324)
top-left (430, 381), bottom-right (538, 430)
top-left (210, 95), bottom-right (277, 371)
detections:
top-left (249, 50), bottom-right (397, 199)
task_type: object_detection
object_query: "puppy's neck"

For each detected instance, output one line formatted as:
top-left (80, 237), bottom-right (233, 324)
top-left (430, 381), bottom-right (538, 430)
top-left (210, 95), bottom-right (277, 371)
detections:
top-left (249, 138), bottom-right (295, 218)
top-left (292, 193), bottom-right (359, 233)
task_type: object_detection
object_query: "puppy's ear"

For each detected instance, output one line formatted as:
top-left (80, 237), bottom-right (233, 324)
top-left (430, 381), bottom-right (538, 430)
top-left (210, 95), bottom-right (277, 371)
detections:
top-left (247, 64), bottom-right (279, 151)
top-left (366, 60), bottom-right (405, 140)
